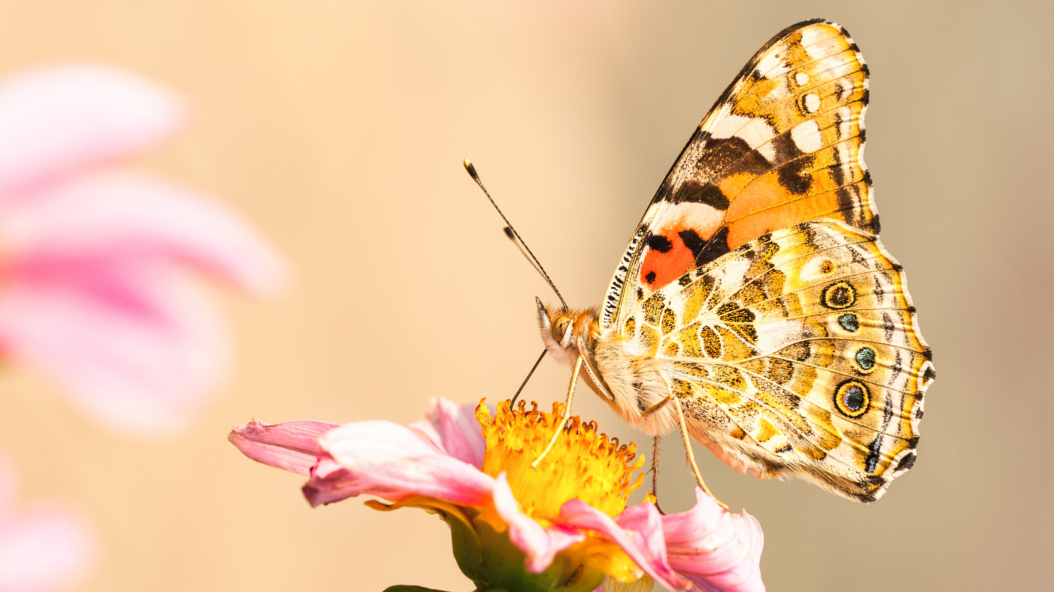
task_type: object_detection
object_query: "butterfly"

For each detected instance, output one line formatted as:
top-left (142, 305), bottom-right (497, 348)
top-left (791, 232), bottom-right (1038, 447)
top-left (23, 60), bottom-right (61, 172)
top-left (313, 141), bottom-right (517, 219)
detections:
top-left (534, 19), bottom-right (934, 502)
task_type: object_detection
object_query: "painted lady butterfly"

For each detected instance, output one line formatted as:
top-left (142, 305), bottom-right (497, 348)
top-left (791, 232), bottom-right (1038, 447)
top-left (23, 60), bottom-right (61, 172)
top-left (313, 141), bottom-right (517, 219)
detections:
top-left (534, 19), bottom-right (935, 502)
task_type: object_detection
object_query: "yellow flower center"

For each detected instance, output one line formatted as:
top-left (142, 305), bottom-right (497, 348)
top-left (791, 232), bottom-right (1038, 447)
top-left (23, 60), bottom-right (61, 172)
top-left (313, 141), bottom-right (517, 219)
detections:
top-left (476, 399), bottom-right (644, 520)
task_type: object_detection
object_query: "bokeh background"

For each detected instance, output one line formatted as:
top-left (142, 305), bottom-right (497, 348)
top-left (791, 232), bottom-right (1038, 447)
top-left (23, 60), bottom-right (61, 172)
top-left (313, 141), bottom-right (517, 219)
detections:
top-left (0, 1), bottom-right (1050, 590)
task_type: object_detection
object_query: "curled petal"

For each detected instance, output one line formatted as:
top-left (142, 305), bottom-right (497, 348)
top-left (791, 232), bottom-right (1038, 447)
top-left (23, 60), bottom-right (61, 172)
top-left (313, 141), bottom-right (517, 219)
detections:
top-left (560, 499), bottom-right (690, 590)
top-left (492, 473), bottom-right (584, 573)
top-left (662, 489), bottom-right (765, 592)
top-left (301, 459), bottom-right (362, 507)
top-left (229, 419), bottom-right (338, 476)
top-left (317, 420), bottom-right (495, 507)
top-left (0, 63), bottom-right (184, 198)
top-left (409, 398), bottom-right (486, 469)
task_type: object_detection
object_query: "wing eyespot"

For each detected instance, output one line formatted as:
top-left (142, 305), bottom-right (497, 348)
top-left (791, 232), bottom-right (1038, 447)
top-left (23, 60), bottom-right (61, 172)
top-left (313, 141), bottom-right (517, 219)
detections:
top-left (834, 379), bottom-right (871, 418)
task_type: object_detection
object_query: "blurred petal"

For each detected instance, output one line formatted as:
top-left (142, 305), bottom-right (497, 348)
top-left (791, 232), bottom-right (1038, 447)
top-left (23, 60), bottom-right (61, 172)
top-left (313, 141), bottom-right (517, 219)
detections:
top-left (0, 63), bottom-right (184, 198)
top-left (0, 170), bottom-right (288, 434)
top-left (560, 499), bottom-right (689, 591)
top-left (1, 170), bottom-right (288, 296)
top-left (492, 473), bottom-right (583, 573)
top-left (229, 419), bottom-right (338, 476)
top-left (0, 272), bottom-right (226, 435)
top-left (0, 503), bottom-right (97, 592)
top-left (409, 398), bottom-right (486, 469)
top-left (316, 421), bottom-right (495, 507)
top-left (662, 489), bottom-right (765, 592)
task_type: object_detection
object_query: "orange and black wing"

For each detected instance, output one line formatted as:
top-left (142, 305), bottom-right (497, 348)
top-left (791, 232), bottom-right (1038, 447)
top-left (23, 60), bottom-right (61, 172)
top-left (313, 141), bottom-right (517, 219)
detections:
top-left (603, 19), bottom-right (875, 330)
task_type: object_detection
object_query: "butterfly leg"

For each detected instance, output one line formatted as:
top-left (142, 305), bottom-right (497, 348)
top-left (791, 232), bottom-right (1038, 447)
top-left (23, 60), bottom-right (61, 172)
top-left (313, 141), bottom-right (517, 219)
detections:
top-left (651, 435), bottom-right (661, 497)
top-left (650, 435), bottom-right (666, 515)
top-left (532, 354), bottom-right (583, 468)
top-left (673, 396), bottom-right (727, 510)
top-left (640, 395), bottom-right (673, 417)
top-left (638, 399), bottom-right (671, 512)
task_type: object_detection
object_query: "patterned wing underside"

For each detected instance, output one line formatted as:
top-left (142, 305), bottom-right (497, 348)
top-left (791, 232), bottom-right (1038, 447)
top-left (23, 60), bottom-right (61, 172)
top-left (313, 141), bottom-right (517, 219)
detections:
top-left (619, 221), bottom-right (933, 501)
top-left (603, 19), bottom-right (876, 331)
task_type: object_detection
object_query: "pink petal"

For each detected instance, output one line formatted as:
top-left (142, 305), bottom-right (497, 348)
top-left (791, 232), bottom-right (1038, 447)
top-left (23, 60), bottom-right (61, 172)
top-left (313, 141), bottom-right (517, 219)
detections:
top-left (662, 489), bottom-right (766, 592)
top-left (0, 271), bottom-right (225, 435)
top-left (0, 502), bottom-right (97, 592)
top-left (2, 170), bottom-right (287, 296)
top-left (227, 420), bottom-right (362, 507)
top-left (229, 420), bottom-right (338, 476)
top-left (314, 420), bottom-right (495, 507)
top-left (409, 398), bottom-right (486, 469)
top-left (300, 459), bottom-right (360, 507)
top-left (560, 499), bottom-right (690, 590)
top-left (0, 63), bottom-right (183, 199)
top-left (492, 473), bottom-right (584, 573)
top-left (0, 171), bottom-right (287, 434)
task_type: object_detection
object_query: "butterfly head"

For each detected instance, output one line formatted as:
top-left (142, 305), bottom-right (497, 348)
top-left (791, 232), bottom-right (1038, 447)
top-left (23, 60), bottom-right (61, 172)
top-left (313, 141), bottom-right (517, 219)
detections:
top-left (536, 298), bottom-right (600, 365)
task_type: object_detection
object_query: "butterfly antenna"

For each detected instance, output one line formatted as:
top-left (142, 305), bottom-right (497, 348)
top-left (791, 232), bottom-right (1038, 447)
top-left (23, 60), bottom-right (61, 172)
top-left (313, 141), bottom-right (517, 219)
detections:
top-left (463, 159), bottom-right (568, 312)
top-left (503, 226), bottom-right (547, 281)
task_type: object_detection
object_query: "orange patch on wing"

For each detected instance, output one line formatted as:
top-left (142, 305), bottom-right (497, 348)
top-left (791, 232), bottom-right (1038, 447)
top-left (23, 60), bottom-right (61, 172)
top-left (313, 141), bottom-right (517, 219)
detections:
top-left (639, 232), bottom-right (696, 291)
top-left (724, 174), bottom-right (788, 221)
top-left (727, 191), bottom-right (843, 248)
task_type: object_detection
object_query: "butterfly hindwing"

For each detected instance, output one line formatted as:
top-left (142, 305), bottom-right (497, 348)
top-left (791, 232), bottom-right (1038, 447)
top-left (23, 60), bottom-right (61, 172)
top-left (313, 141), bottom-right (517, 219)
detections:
top-left (603, 19), bottom-right (875, 331)
top-left (620, 221), bottom-right (932, 501)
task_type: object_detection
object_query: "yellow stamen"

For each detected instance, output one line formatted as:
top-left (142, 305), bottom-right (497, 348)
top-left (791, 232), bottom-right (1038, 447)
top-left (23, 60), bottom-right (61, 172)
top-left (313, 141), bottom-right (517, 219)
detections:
top-left (477, 399), bottom-right (644, 520)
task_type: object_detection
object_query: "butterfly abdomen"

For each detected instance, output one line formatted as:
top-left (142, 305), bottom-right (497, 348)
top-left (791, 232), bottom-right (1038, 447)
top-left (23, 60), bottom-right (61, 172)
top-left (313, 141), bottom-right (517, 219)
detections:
top-left (593, 333), bottom-right (681, 436)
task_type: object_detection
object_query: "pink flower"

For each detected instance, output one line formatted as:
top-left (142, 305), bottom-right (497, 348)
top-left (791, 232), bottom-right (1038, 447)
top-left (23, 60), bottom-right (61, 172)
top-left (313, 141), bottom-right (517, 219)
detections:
top-left (0, 63), bottom-right (287, 434)
top-left (230, 399), bottom-right (765, 592)
top-left (0, 452), bottom-right (97, 591)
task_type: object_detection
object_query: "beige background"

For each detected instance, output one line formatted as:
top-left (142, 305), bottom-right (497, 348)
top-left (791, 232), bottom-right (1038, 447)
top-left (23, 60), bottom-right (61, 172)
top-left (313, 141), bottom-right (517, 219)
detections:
top-left (0, 1), bottom-right (1049, 591)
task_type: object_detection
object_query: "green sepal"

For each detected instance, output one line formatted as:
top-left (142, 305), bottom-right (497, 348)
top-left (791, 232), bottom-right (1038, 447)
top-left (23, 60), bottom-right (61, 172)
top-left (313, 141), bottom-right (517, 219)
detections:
top-left (437, 508), bottom-right (488, 586)
top-left (472, 517), bottom-right (605, 592)
top-left (382, 587), bottom-right (453, 592)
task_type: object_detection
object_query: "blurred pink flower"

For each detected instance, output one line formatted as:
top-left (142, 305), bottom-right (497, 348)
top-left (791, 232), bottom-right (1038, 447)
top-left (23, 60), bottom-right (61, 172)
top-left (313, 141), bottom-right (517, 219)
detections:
top-left (230, 399), bottom-right (765, 592)
top-left (0, 452), bottom-right (96, 591)
top-left (0, 63), bottom-right (287, 434)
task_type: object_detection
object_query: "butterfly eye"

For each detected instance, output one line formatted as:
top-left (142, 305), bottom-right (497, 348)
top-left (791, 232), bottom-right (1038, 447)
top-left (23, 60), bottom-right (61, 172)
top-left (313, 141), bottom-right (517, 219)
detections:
top-left (554, 317), bottom-right (571, 340)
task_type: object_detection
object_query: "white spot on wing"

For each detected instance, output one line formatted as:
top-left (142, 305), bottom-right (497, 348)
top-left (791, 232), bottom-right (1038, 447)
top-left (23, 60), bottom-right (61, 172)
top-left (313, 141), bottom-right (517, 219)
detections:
top-left (757, 51), bottom-right (789, 79)
top-left (804, 93), bottom-right (821, 113)
top-left (711, 114), bottom-right (752, 139)
top-left (795, 72), bottom-right (809, 86)
top-left (800, 26), bottom-right (829, 59)
top-left (738, 119), bottom-right (777, 162)
top-left (791, 120), bottom-right (823, 153)
top-left (656, 202), bottom-right (724, 240)
top-left (712, 115), bottom-right (777, 163)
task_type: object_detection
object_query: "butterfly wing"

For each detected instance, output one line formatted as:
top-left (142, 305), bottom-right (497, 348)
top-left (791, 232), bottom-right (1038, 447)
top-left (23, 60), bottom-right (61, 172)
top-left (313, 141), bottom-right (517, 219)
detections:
top-left (603, 19), bottom-right (875, 331)
top-left (622, 221), bottom-right (933, 501)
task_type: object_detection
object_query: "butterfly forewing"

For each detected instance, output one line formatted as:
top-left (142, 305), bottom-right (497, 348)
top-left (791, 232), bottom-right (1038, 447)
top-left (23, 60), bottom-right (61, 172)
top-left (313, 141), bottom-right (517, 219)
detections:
top-left (603, 19), bottom-right (875, 332)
